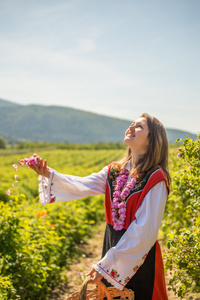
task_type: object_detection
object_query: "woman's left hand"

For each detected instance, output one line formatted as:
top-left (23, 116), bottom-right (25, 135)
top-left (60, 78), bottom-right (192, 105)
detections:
top-left (86, 269), bottom-right (103, 284)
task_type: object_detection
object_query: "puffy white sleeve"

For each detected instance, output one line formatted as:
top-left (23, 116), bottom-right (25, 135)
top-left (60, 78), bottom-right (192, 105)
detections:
top-left (92, 181), bottom-right (168, 290)
top-left (39, 166), bottom-right (108, 205)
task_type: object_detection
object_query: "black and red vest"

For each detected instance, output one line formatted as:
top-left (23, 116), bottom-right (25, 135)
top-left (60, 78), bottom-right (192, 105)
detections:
top-left (105, 164), bottom-right (169, 229)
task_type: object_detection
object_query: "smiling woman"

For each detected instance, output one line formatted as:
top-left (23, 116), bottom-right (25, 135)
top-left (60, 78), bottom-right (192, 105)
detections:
top-left (124, 117), bottom-right (149, 156)
top-left (28, 112), bottom-right (171, 300)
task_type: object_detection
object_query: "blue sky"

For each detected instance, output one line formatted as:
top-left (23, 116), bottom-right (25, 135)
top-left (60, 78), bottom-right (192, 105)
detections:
top-left (0, 0), bottom-right (199, 134)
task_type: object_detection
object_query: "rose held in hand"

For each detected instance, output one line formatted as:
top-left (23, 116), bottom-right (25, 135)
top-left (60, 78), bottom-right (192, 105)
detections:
top-left (21, 155), bottom-right (40, 167)
top-left (6, 154), bottom-right (41, 196)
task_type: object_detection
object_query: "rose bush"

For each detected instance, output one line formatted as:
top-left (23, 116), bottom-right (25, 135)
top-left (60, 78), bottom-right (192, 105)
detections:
top-left (0, 194), bottom-right (106, 299)
top-left (162, 135), bottom-right (200, 298)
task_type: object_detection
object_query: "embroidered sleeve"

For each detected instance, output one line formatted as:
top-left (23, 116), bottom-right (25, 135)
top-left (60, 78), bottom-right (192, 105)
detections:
top-left (38, 166), bottom-right (108, 205)
top-left (92, 181), bottom-right (168, 290)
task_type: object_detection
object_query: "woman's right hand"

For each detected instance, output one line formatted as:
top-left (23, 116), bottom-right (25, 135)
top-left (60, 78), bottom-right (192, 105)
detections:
top-left (28, 154), bottom-right (50, 178)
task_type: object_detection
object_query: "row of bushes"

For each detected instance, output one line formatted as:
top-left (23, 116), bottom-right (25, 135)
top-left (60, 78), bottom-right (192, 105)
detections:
top-left (162, 135), bottom-right (200, 298)
top-left (0, 138), bottom-right (126, 151)
top-left (0, 195), bottom-right (105, 299)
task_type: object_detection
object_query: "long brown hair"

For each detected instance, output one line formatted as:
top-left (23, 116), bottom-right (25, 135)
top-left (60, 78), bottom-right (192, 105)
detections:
top-left (112, 113), bottom-right (171, 186)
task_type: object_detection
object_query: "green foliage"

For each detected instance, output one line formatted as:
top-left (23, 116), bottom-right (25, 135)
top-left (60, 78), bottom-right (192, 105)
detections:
top-left (0, 148), bottom-right (124, 299)
top-left (0, 275), bottom-right (16, 300)
top-left (15, 141), bottom-right (126, 150)
top-left (0, 195), bottom-right (105, 299)
top-left (162, 135), bottom-right (200, 298)
top-left (0, 137), bottom-right (6, 149)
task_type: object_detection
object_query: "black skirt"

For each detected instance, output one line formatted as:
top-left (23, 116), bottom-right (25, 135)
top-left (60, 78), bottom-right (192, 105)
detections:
top-left (101, 223), bottom-right (157, 300)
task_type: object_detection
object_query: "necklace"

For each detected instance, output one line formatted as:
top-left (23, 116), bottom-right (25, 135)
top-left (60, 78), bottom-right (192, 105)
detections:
top-left (111, 169), bottom-right (137, 231)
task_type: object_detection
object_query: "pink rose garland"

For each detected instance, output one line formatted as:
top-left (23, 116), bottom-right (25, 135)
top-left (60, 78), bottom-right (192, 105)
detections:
top-left (111, 169), bottom-right (136, 231)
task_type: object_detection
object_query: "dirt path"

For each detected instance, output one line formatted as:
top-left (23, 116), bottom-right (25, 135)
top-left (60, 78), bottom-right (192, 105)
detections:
top-left (50, 223), bottom-right (180, 300)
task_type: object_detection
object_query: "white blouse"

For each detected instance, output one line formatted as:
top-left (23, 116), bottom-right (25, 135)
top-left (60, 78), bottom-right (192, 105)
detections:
top-left (38, 164), bottom-right (168, 290)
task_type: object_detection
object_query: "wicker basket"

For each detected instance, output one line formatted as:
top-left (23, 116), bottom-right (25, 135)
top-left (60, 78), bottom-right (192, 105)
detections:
top-left (66, 277), bottom-right (134, 300)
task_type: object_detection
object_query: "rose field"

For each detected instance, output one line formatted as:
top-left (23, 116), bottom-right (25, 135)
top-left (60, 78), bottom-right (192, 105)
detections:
top-left (0, 137), bottom-right (199, 299)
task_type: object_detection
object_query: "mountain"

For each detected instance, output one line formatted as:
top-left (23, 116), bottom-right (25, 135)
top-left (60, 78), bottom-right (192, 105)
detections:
top-left (0, 99), bottom-right (20, 107)
top-left (0, 99), bottom-right (197, 143)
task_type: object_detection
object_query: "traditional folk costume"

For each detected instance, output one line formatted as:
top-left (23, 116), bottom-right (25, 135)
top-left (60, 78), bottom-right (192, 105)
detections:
top-left (39, 161), bottom-right (170, 300)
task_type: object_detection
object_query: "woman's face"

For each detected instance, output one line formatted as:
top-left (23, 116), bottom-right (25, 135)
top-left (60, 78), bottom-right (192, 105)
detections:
top-left (124, 117), bottom-right (149, 154)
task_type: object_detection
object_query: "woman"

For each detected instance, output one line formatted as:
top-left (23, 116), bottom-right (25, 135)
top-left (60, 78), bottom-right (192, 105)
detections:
top-left (30, 113), bottom-right (170, 300)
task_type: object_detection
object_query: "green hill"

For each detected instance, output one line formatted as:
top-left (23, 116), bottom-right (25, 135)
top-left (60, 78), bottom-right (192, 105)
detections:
top-left (0, 98), bottom-right (20, 107)
top-left (0, 99), bottom-right (197, 143)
